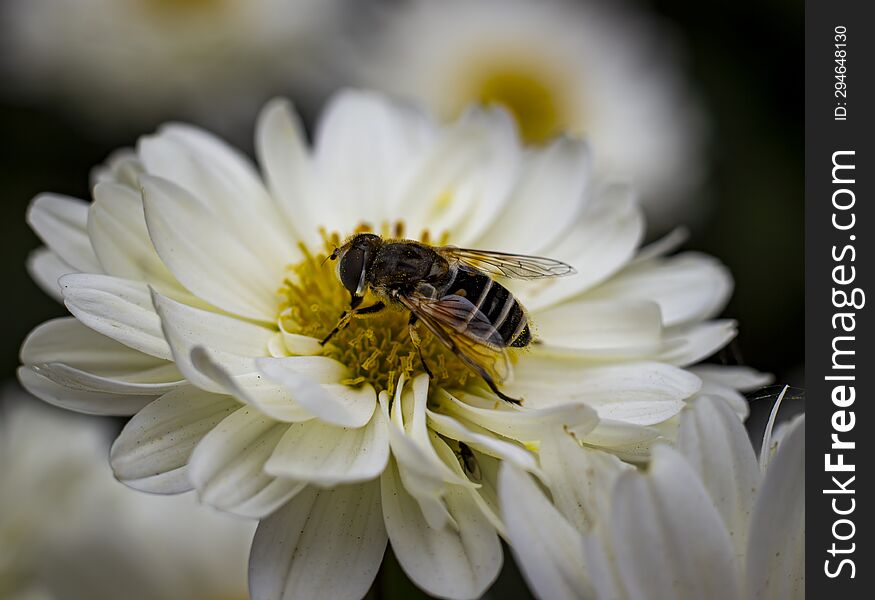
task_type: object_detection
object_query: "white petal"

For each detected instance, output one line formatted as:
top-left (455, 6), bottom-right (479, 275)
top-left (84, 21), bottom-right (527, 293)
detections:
top-left (395, 107), bottom-right (519, 245)
top-left (110, 386), bottom-right (238, 493)
top-left (26, 194), bottom-right (102, 273)
top-left (656, 320), bottom-right (737, 367)
top-left (256, 98), bottom-right (317, 244)
top-left (604, 446), bottom-right (743, 600)
top-left (22, 317), bottom-right (183, 397)
top-left (677, 396), bottom-right (760, 557)
top-left (691, 365), bottom-right (774, 392)
top-left (381, 457), bottom-right (502, 600)
top-left (499, 463), bottom-right (591, 600)
top-left (59, 273), bottom-right (171, 359)
top-left (188, 405), bottom-right (304, 518)
top-left (138, 124), bottom-right (294, 269)
top-left (265, 408), bottom-right (390, 486)
top-left (524, 185), bottom-right (644, 311)
top-left (27, 248), bottom-right (73, 302)
top-left (17, 366), bottom-right (155, 416)
top-left (151, 290), bottom-right (273, 390)
top-left (539, 431), bottom-right (631, 532)
top-left (188, 348), bottom-right (313, 422)
top-left (474, 137), bottom-right (591, 255)
top-left (533, 299), bottom-right (662, 355)
top-left (314, 90), bottom-right (434, 235)
top-left (426, 408), bottom-right (540, 475)
top-left (249, 480), bottom-right (387, 600)
top-left (745, 416), bottom-right (805, 600)
top-left (509, 359), bottom-right (699, 426)
top-left (439, 390), bottom-right (599, 443)
top-left (257, 357), bottom-right (376, 428)
top-left (88, 182), bottom-right (181, 292)
top-left (584, 252), bottom-right (733, 327)
top-left (141, 175), bottom-right (280, 321)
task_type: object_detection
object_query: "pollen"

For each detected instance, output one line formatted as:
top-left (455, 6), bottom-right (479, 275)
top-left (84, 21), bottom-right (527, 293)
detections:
top-left (277, 230), bottom-right (471, 397)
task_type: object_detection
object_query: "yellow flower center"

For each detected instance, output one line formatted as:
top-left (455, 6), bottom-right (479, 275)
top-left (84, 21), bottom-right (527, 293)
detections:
top-left (278, 229), bottom-right (475, 398)
top-left (454, 57), bottom-right (578, 145)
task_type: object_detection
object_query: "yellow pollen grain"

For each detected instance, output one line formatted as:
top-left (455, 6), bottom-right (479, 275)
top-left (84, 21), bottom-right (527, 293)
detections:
top-left (278, 229), bottom-right (475, 395)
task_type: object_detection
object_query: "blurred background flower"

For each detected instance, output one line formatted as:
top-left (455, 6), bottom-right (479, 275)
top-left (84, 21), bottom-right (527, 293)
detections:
top-left (0, 0), bottom-right (341, 138)
top-left (337, 0), bottom-right (708, 232)
top-left (0, 385), bottom-right (255, 600)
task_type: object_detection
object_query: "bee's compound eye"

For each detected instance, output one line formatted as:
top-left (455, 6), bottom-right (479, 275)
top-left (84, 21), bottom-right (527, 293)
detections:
top-left (338, 246), bottom-right (366, 294)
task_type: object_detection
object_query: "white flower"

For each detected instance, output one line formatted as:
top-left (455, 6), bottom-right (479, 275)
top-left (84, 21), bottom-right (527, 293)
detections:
top-left (0, 0), bottom-right (338, 131)
top-left (499, 393), bottom-right (804, 600)
top-left (0, 386), bottom-right (254, 600)
top-left (342, 0), bottom-right (708, 229)
top-left (20, 89), bottom-right (750, 599)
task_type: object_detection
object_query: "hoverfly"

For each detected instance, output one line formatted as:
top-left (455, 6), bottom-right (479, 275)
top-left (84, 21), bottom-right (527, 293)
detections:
top-left (323, 233), bottom-right (576, 404)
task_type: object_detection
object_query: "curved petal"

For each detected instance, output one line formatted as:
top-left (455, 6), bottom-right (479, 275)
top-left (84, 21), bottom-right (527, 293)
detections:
top-left (22, 318), bottom-right (184, 398)
top-left (138, 124), bottom-right (295, 269)
top-left (602, 446), bottom-right (742, 600)
top-left (498, 463), bottom-right (591, 600)
top-left (141, 175), bottom-right (281, 321)
top-left (257, 357), bottom-right (376, 428)
top-left (249, 480), bottom-right (387, 600)
top-left (110, 386), bottom-right (238, 493)
top-left (532, 299), bottom-right (663, 356)
top-left (677, 396), bottom-right (760, 557)
top-left (264, 408), bottom-right (390, 486)
top-left (509, 359), bottom-right (699, 426)
top-left (255, 98), bottom-right (317, 244)
top-left (745, 416), bottom-right (804, 600)
top-left (88, 182), bottom-right (181, 293)
top-left (188, 405), bottom-right (304, 518)
top-left (27, 248), bottom-right (73, 302)
top-left (655, 320), bottom-right (737, 367)
top-left (523, 185), bottom-right (644, 311)
top-left (151, 290), bottom-right (273, 390)
top-left (474, 136), bottom-right (591, 255)
top-left (395, 107), bottom-right (519, 245)
top-left (26, 193), bottom-right (102, 273)
top-left (313, 90), bottom-right (434, 235)
top-left (17, 366), bottom-right (156, 417)
top-left (539, 430), bottom-right (631, 532)
top-left (584, 252), bottom-right (733, 327)
top-left (438, 390), bottom-right (599, 443)
top-left (381, 457), bottom-right (502, 600)
top-left (59, 273), bottom-right (172, 360)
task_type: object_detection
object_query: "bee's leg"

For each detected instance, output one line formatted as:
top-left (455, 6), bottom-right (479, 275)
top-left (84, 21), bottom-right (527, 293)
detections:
top-left (353, 301), bottom-right (386, 316)
top-left (407, 314), bottom-right (434, 378)
top-left (321, 300), bottom-right (386, 345)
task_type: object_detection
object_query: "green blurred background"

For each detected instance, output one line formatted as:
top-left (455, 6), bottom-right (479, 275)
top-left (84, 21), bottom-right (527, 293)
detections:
top-left (0, 0), bottom-right (802, 597)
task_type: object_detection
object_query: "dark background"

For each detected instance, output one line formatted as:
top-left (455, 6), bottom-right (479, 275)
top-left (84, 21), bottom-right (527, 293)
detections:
top-left (0, 0), bottom-right (802, 597)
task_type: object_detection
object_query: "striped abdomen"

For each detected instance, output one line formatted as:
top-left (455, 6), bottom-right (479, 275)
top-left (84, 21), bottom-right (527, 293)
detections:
top-left (446, 268), bottom-right (531, 348)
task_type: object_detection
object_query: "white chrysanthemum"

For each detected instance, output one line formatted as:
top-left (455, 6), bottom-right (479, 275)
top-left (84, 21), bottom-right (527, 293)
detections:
top-left (0, 0), bottom-right (337, 131)
top-left (20, 90), bottom-right (755, 599)
top-left (343, 0), bottom-right (707, 229)
top-left (499, 394), bottom-right (804, 600)
top-left (0, 386), bottom-right (254, 600)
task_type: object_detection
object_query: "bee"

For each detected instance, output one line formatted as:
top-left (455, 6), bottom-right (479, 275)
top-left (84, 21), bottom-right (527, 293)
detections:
top-left (324, 233), bottom-right (576, 404)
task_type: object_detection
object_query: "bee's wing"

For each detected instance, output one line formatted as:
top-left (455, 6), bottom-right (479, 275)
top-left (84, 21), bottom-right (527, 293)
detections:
top-left (438, 246), bottom-right (576, 280)
top-left (399, 293), bottom-right (512, 383)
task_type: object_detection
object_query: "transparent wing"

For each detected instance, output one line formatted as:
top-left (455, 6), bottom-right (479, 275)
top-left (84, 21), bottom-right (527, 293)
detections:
top-left (406, 293), bottom-right (505, 347)
top-left (399, 294), bottom-right (512, 383)
top-left (439, 246), bottom-right (576, 280)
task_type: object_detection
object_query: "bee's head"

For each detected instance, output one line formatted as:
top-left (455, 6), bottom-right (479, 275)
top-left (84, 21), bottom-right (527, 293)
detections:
top-left (331, 233), bottom-right (381, 297)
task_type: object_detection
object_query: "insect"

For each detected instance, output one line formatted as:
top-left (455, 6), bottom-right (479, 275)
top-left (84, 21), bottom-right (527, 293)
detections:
top-left (323, 233), bottom-right (576, 404)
